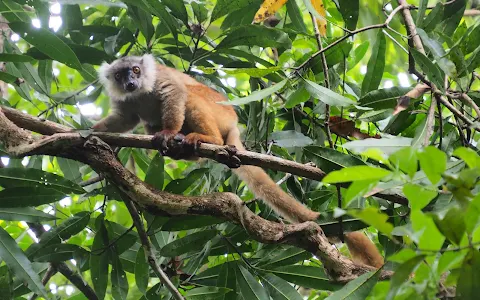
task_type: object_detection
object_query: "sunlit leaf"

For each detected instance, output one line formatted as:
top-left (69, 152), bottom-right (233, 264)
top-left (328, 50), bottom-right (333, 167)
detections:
top-left (403, 183), bottom-right (438, 211)
top-left (9, 22), bottom-right (82, 70)
top-left (160, 230), bottom-right (218, 257)
top-left (361, 30), bottom-right (386, 96)
top-left (325, 269), bottom-right (380, 300)
top-left (323, 166), bottom-right (391, 184)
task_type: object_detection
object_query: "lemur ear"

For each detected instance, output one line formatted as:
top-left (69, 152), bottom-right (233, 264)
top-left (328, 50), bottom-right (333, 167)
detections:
top-left (98, 62), bottom-right (111, 84)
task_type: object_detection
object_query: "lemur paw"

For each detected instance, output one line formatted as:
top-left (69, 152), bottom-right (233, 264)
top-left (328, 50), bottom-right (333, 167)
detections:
top-left (215, 145), bottom-right (241, 168)
top-left (183, 134), bottom-right (205, 148)
top-left (152, 130), bottom-right (189, 158)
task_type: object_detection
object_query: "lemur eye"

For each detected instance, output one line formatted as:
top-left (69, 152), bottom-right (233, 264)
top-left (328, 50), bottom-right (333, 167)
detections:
top-left (132, 66), bottom-right (140, 74)
top-left (115, 72), bottom-right (121, 80)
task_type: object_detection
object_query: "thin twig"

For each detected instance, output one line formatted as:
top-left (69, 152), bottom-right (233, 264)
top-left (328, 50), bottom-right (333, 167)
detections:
top-left (296, 4), bottom-right (406, 71)
top-left (27, 223), bottom-right (99, 300)
top-left (79, 175), bottom-right (104, 187)
top-left (123, 198), bottom-right (184, 300)
top-left (309, 12), bottom-right (333, 149)
top-left (29, 265), bottom-right (57, 300)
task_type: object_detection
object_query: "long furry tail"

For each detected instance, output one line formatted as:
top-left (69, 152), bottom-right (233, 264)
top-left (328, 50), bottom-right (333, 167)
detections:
top-left (226, 128), bottom-right (319, 222)
top-left (225, 127), bottom-right (384, 268)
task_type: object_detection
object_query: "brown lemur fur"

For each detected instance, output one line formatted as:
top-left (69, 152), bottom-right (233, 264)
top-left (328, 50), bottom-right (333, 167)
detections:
top-left (93, 54), bottom-right (384, 269)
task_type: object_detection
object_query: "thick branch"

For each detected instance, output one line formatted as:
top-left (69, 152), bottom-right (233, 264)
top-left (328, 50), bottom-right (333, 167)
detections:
top-left (0, 107), bottom-right (392, 283)
top-left (0, 106), bottom-right (409, 206)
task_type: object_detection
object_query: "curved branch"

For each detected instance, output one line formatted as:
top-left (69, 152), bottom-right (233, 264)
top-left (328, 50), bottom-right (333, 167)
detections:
top-left (0, 107), bottom-right (393, 283)
top-left (0, 106), bottom-right (409, 206)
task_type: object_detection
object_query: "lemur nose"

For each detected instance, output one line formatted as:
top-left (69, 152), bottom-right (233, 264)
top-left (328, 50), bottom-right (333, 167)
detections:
top-left (126, 82), bottom-right (136, 91)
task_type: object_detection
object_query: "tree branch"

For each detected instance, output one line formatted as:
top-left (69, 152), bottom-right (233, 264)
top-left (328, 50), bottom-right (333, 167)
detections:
top-left (0, 107), bottom-right (393, 283)
top-left (0, 106), bottom-right (409, 206)
top-left (296, 4), bottom-right (406, 71)
top-left (123, 198), bottom-right (184, 300)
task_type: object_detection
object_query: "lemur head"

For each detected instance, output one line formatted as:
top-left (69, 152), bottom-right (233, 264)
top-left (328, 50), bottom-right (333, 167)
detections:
top-left (98, 54), bottom-right (156, 101)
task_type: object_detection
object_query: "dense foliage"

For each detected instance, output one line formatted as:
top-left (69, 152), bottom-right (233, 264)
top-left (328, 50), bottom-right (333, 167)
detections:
top-left (0, 0), bottom-right (480, 299)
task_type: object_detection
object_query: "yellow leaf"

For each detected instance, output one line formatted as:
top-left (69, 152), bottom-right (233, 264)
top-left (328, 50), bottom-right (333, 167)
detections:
top-left (311, 0), bottom-right (327, 36)
top-left (254, 0), bottom-right (289, 23)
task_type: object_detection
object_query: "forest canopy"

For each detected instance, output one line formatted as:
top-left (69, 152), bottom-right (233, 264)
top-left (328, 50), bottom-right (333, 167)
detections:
top-left (0, 0), bottom-right (480, 299)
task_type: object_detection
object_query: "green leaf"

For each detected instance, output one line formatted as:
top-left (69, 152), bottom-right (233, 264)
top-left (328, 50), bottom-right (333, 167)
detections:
top-left (345, 179), bottom-right (380, 205)
top-left (416, 0), bottom-right (428, 27)
top-left (260, 273), bottom-right (303, 300)
top-left (57, 158), bottom-right (84, 183)
top-left (221, 79), bottom-right (287, 106)
top-left (161, 215), bottom-right (224, 231)
top-left (8, 22), bottom-right (82, 70)
top-left (111, 251), bottom-right (129, 300)
top-left (304, 146), bottom-right (366, 173)
top-left (0, 0), bottom-right (30, 22)
top-left (432, 206), bottom-right (466, 245)
top-left (257, 247), bottom-right (312, 268)
top-left (236, 265), bottom-right (269, 300)
top-left (411, 210), bottom-right (445, 251)
top-left (0, 168), bottom-right (85, 194)
top-left (144, 153), bottom-right (164, 190)
top-left (286, 0), bottom-right (307, 33)
top-left (0, 267), bottom-right (12, 300)
top-left (403, 183), bottom-right (438, 211)
top-left (284, 84), bottom-right (310, 108)
top-left (347, 207), bottom-right (394, 237)
top-left (191, 2), bottom-right (209, 24)
top-left (386, 255), bottom-right (426, 300)
top-left (135, 248), bottom-right (149, 295)
top-left (217, 25), bottom-right (292, 50)
top-left (465, 194), bottom-right (480, 234)
top-left (417, 146), bottom-right (447, 185)
top-left (184, 287), bottom-right (232, 299)
top-left (32, 244), bottom-right (88, 263)
top-left (0, 227), bottom-right (47, 298)
top-left (438, 0), bottom-right (466, 36)
top-left (410, 47), bottom-right (445, 92)
top-left (127, 5), bottom-right (154, 44)
top-left (160, 230), bottom-right (217, 257)
top-left (164, 168), bottom-right (208, 194)
top-left (161, 0), bottom-right (188, 25)
top-left (453, 147), bottom-right (480, 169)
top-left (304, 79), bottom-right (356, 107)
top-left (0, 54), bottom-right (34, 62)
top-left (337, 0), bottom-right (359, 31)
top-left (325, 269), bottom-right (380, 300)
top-left (38, 60), bottom-right (52, 94)
top-left (211, 0), bottom-right (261, 21)
top-left (90, 216), bottom-right (109, 300)
top-left (359, 87), bottom-right (412, 110)
top-left (217, 262), bottom-right (237, 300)
top-left (0, 72), bottom-right (19, 84)
top-left (0, 207), bottom-right (56, 222)
top-left (26, 212), bottom-right (90, 258)
top-left (270, 130), bottom-right (313, 148)
top-left (421, 3), bottom-right (443, 32)
top-left (0, 187), bottom-right (66, 208)
top-left (389, 147), bottom-right (418, 178)
top-left (323, 166), bottom-right (391, 184)
top-left (342, 136), bottom-right (412, 156)
top-left (361, 30), bottom-right (386, 96)
top-left (269, 265), bottom-right (339, 291)
top-left (456, 249), bottom-right (480, 299)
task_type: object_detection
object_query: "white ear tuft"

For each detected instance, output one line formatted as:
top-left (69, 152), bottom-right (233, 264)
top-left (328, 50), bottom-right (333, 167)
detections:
top-left (98, 62), bottom-right (111, 86)
top-left (141, 53), bottom-right (156, 66)
top-left (140, 53), bottom-right (157, 93)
